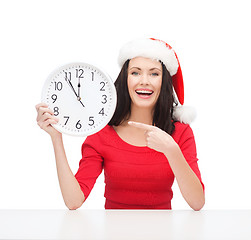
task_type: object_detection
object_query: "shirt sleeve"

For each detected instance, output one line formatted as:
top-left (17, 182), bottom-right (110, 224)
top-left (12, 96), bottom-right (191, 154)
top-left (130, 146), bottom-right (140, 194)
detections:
top-left (178, 125), bottom-right (205, 191)
top-left (75, 137), bottom-right (104, 200)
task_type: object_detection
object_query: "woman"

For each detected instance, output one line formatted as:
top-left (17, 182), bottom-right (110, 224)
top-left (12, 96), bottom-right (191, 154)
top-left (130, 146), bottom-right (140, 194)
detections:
top-left (36, 38), bottom-right (205, 210)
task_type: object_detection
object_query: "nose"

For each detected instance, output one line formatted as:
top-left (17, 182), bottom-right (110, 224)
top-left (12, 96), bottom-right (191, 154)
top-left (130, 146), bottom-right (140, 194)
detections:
top-left (139, 73), bottom-right (150, 85)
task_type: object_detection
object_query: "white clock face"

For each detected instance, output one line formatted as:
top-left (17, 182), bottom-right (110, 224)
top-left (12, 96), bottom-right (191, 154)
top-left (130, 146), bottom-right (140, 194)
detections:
top-left (41, 62), bottom-right (117, 136)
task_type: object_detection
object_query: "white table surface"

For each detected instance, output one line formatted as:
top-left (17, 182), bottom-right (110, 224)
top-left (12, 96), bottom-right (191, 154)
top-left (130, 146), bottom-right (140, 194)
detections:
top-left (0, 209), bottom-right (250, 240)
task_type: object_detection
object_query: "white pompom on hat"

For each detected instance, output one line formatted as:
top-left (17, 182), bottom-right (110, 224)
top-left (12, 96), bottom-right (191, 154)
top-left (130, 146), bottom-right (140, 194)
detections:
top-left (118, 38), bottom-right (196, 124)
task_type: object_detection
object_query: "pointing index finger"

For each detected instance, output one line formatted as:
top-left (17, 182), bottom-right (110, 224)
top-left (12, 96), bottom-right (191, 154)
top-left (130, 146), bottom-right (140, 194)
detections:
top-left (128, 121), bottom-right (154, 130)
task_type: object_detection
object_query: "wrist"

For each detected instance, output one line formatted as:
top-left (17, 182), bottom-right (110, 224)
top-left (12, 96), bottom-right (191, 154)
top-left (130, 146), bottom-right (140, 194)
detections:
top-left (50, 132), bottom-right (62, 143)
top-left (163, 141), bottom-right (180, 159)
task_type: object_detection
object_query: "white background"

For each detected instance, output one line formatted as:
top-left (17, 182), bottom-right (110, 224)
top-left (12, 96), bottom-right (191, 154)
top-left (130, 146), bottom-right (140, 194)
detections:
top-left (0, 0), bottom-right (250, 210)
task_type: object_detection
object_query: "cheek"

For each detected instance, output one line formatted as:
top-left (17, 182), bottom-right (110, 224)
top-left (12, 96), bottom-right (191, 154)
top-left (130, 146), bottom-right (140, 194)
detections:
top-left (154, 77), bottom-right (162, 96)
top-left (127, 76), bottom-right (136, 96)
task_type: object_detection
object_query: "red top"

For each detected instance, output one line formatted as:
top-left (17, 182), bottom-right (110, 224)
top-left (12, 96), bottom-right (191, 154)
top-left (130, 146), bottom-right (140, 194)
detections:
top-left (75, 122), bottom-right (204, 209)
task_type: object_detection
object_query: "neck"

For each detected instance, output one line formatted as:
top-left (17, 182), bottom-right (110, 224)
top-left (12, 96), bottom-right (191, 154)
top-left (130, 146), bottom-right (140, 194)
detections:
top-left (128, 105), bottom-right (154, 125)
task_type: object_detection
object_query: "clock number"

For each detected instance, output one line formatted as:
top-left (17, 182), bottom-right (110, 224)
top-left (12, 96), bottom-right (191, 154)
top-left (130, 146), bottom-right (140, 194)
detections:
top-left (51, 94), bottom-right (57, 103)
top-left (76, 69), bottom-right (84, 78)
top-left (99, 108), bottom-right (105, 116)
top-left (54, 81), bottom-right (63, 91)
top-left (65, 72), bottom-right (71, 81)
top-left (101, 94), bottom-right (107, 104)
top-left (88, 116), bottom-right (94, 126)
top-left (64, 116), bottom-right (69, 125)
top-left (91, 72), bottom-right (94, 81)
top-left (54, 107), bottom-right (59, 116)
top-left (100, 82), bottom-right (105, 91)
top-left (76, 120), bottom-right (82, 129)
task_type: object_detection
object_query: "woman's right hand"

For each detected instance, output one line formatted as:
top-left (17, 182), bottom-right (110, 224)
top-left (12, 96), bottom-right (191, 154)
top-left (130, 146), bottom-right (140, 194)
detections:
top-left (35, 103), bottom-right (61, 138)
top-left (36, 103), bottom-right (85, 209)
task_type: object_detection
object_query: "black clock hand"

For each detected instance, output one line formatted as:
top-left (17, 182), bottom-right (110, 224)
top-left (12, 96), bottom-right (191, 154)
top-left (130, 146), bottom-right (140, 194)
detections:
top-left (78, 99), bottom-right (85, 108)
top-left (65, 77), bottom-right (78, 97)
top-left (65, 77), bottom-right (85, 107)
top-left (77, 77), bottom-right (81, 101)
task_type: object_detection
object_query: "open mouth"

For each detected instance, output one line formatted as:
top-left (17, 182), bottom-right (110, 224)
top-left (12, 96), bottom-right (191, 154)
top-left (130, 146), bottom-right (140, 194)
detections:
top-left (135, 89), bottom-right (154, 96)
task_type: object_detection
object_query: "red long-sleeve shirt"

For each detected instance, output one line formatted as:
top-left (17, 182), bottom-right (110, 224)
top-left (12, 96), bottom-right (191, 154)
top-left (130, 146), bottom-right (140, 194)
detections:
top-left (75, 122), bottom-right (204, 209)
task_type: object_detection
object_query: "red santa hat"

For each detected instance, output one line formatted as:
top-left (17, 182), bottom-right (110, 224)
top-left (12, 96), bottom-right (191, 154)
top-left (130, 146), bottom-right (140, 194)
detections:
top-left (118, 38), bottom-right (196, 124)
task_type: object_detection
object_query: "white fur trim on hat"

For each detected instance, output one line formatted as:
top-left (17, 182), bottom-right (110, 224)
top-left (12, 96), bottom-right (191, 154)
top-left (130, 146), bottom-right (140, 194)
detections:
top-left (118, 38), bottom-right (179, 76)
top-left (173, 106), bottom-right (197, 124)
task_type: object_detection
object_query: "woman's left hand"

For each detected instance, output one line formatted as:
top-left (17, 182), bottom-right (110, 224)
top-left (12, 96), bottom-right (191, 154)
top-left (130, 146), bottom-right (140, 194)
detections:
top-left (128, 121), bottom-right (179, 155)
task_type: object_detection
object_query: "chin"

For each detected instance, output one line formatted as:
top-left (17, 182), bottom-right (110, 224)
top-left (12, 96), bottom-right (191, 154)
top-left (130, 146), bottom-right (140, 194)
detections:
top-left (131, 100), bottom-right (156, 110)
top-left (130, 92), bottom-right (159, 110)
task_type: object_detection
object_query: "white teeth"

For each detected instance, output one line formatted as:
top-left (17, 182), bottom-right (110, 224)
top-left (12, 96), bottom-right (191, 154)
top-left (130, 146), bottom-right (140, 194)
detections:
top-left (136, 90), bottom-right (153, 94)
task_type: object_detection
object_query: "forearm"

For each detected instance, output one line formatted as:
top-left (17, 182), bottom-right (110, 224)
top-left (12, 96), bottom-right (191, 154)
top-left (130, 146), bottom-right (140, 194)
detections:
top-left (164, 146), bottom-right (205, 211)
top-left (51, 135), bottom-right (85, 210)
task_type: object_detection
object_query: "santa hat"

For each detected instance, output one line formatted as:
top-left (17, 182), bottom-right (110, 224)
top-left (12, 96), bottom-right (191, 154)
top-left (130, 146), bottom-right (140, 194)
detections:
top-left (118, 38), bottom-right (196, 124)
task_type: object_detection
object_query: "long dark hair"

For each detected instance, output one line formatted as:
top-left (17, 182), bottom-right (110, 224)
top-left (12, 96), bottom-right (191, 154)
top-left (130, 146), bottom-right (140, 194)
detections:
top-left (108, 60), bottom-right (177, 134)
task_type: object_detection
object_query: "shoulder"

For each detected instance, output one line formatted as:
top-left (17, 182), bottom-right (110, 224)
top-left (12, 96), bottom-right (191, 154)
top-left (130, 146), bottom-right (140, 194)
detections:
top-left (93, 124), bottom-right (115, 139)
top-left (83, 125), bottom-right (114, 147)
top-left (172, 121), bottom-right (195, 144)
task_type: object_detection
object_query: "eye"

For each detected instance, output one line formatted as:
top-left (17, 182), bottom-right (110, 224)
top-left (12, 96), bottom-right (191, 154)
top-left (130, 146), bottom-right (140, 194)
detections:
top-left (131, 72), bottom-right (139, 76)
top-left (151, 72), bottom-right (159, 76)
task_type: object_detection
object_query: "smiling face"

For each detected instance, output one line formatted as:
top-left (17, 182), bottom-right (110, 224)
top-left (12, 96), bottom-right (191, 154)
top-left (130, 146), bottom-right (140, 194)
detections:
top-left (127, 57), bottom-right (163, 111)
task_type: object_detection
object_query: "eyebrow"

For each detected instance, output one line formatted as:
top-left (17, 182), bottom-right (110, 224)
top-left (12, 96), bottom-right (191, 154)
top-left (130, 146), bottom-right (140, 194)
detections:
top-left (150, 68), bottom-right (161, 71)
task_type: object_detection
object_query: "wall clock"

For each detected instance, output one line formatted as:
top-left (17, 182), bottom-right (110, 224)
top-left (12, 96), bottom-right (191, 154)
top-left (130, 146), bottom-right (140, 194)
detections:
top-left (41, 62), bottom-right (117, 136)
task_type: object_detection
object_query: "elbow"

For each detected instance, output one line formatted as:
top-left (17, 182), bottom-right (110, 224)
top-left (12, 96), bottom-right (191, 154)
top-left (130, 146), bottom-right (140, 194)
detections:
top-left (68, 205), bottom-right (80, 210)
top-left (192, 204), bottom-right (204, 211)
top-left (64, 192), bottom-right (85, 210)
top-left (65, 196), bottom-right (85, 210)
top-left (66, 201), bottom-right (84, 210)
top-left (191, 196), bottom-right (205, 211)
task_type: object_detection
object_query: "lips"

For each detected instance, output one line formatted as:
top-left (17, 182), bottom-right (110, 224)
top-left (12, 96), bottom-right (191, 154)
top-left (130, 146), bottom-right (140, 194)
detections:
top-left (135, 88), bottom-right (154, 99)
